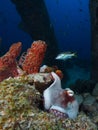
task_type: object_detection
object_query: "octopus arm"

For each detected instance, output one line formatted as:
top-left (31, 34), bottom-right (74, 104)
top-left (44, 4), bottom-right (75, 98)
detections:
top-left (43, 72), bottom-right (62, 110)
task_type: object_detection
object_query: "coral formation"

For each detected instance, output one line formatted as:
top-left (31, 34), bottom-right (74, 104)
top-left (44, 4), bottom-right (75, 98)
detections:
top-left (40, 65), bottom-right (56, 73)
top-left (27, 73), bottom-right (53, 94)
top-left (0, 40), bottom-right (97, 129)
top-left (22, 40), bottom-right (47, 74)
top-left (40, 64), bottom-right (63, 79)
top-left (0, 42), bottom-right (22, 82)
top-left (0, 40), bottom-right (48, 82)
top-left (8, 42), bottom-right (22, 58)
top-left (0, 76), bottom-right (97, 130)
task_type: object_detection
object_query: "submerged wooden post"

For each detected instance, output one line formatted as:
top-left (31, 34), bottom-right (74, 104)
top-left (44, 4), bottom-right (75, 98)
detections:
top-left (89, 0), bottom-right (98, 81)
top-left (11, 0), bottom-right (59, 65)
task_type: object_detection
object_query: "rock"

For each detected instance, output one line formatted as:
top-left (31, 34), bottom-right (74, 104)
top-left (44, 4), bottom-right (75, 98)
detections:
top-left (75, 94), bottom-right (83, 105)
top-left (92, 83), bottom-right (98, 96)
top-left (70, 79), bottom-right (96, 94)
top-left (83, 94), bottom-right (96, 105)
top-left (0, 75), bottom-right (97, 130)
top-left (27, 73), bottom-right (53, 94)
top-left (82, 94), bottom-right (97, 113)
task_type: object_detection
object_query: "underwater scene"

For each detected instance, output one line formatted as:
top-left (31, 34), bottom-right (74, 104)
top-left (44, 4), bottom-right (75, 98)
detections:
top-left (0, 0), bottom-right (98, 129)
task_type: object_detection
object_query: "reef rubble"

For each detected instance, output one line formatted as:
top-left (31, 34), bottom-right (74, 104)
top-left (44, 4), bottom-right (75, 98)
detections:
top-left (0, 75), bottom-right (97, 130)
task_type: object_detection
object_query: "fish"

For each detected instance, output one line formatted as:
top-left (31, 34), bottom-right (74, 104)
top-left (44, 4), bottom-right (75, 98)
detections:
top-left (55, 51), bottom-right (77, 60)
top-left (18, 52), bottom-right (27, 67)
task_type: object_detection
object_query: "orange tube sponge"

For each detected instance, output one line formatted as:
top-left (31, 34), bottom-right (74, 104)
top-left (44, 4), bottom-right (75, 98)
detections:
top-left (9, 42), bottom-right (22, 58)
top-left (22, 40), bottom-right (47, 74)
top-left (0, 42), bottom-right (22, 82)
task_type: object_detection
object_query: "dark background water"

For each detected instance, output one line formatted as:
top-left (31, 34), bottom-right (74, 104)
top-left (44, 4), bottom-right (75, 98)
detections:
top-left (0, 0), bottom-right (91, 61)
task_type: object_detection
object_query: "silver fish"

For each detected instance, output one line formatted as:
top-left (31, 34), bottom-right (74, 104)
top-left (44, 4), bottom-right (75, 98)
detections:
top-left (55, 52), bottom-right (77, 60)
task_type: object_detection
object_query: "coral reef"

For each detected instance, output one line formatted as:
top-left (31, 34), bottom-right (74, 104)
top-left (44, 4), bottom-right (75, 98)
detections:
top-left (27, 73), bottom-right (54, 94)
top-left (73, 82), bottom-right (98, 127)
top-left (22, 40), bottom-right (47, 74)
top-left (0, 75), bottom-right (97, 130)
top-left (0, 40), bottom-right (97, 129)
top-left (40, 65), bottom-right (63, 79)
top-left (40, 65), bottom-right (56, 73)
top-left (0, 42), bottom-right (22, 82)
top-left (0, 40), bottom-right (48, 82)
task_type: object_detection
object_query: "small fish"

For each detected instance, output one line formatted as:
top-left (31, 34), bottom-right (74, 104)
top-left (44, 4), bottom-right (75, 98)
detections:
top-left (18, 52), bottom-right (27, 67)
top-left (55, 52), bottom-right (77, 60)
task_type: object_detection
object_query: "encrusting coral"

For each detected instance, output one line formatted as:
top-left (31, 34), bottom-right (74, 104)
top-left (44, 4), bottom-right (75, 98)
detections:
top-left (0, 42), bottom-right (22, 82)
top-left (40, 65), bottom-right (64, 79)
top-left (0, 76), bottom-right (97, 130)
top-left (22, 40), bottom-right (47, 74)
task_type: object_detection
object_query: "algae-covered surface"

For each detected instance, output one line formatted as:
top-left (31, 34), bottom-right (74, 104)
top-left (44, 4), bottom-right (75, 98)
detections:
top-left (0, 75), bottom-right (97, 130)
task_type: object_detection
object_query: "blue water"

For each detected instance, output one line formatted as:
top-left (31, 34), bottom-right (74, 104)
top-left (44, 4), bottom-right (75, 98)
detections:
top-left (0, 0), bottom-right (91, 60)
top-left (0, 0), bottom-right (32, 55)
top-left (0, 0), bottom-right (90, 86)
top-left (44, 0), bottom-right (91, 86)
top-left (44, 0), bottom-right (91, 60)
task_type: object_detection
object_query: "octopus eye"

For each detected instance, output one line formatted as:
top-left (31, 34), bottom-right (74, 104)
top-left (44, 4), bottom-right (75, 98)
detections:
top-left (67, 90), bottom-right (74, 96)
top-left (65, 88), bottom-right (74, 96)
